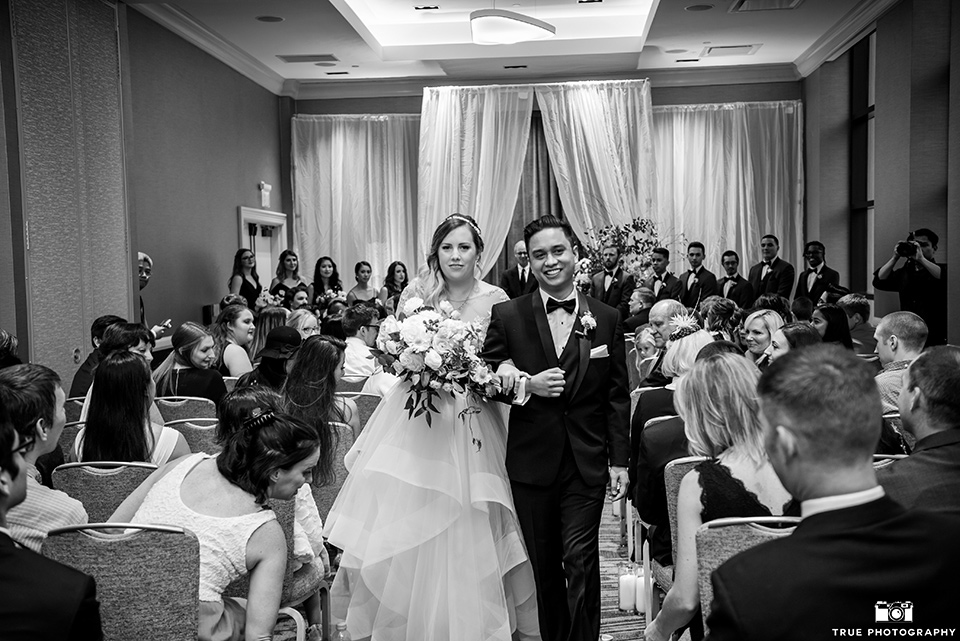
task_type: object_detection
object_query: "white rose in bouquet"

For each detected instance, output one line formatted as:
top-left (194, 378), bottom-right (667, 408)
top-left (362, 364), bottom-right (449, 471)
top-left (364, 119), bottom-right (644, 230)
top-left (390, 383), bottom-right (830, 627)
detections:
top-left (380, 315), bottom-right (401, 336)
top-left (424, 349), bottom-right (444, 370)
top-left (402, 296), bottom-right (424, 316)
top-left (400, 317), bottom-right (433, 352)
top-left (398, 349), bottom-right (425, 372)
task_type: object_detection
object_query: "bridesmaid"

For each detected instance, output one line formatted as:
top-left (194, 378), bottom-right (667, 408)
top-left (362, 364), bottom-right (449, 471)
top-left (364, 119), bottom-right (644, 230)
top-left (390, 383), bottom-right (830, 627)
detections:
top-left (309, 256), bottom-right (342, 305)
top-left (269, 250), bottom-right (309, 306)
top-left (377, 261), bottom-right (409, 314)
top-left (228, 249), bottom-right (262, 310)
top-left (345, 261), bottom-right (377, 304)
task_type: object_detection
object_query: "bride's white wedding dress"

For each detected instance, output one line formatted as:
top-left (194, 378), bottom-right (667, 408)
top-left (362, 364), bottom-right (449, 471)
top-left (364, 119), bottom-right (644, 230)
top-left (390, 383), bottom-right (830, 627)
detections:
top-left (323, 278), bottom-right (541, 641)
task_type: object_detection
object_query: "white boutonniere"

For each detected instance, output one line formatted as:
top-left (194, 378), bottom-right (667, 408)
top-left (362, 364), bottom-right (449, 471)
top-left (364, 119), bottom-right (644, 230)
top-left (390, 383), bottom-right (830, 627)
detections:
top-left (815, 273), bottom-right (822, 281)
top-left (577, 311), bottom-right (597, 340)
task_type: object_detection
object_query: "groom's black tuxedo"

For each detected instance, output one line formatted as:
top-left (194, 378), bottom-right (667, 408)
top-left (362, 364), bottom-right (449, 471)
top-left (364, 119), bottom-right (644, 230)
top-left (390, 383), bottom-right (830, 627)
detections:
top-left (483, 292), bottom-right (630, 641)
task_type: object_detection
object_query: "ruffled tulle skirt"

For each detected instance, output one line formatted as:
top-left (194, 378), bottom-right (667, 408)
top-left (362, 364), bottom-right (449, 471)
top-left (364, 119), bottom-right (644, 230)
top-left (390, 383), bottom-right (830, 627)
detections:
top-left (323, 383), bottom-right (541, 641)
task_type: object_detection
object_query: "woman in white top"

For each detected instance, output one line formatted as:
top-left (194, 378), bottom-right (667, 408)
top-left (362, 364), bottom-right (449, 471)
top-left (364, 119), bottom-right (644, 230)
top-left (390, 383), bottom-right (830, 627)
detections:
top-left (210, 304), bottom-right (256, 377)
top-left (73, 351), bottom-right (189, 465)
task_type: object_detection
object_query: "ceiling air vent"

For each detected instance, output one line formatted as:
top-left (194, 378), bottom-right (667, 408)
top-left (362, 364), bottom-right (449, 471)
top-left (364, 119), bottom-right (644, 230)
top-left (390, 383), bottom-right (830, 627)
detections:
top-left (701, 44), bottom-right (761, 57)
top-left (326, 71), bottom-right (349, 76)
top-left (277, 54), bottom-right (339, 63)
top-left (729, 0), bottom-right (804, 11)
top-left (504, 65), bottom-right (528, 69)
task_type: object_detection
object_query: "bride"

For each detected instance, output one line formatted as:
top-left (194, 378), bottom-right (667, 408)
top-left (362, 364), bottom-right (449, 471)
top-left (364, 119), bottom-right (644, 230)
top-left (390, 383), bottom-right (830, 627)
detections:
top-left (323, 214), bottom-right (541, 641)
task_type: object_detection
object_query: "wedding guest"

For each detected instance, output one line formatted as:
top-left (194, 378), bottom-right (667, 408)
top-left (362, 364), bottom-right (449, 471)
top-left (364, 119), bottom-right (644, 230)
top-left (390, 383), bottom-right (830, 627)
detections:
top-left (69, 315), bottom-right (124, 397)
top-left (79, 322), bottom-right (160, 424)
top-left (321, 300), bottom-right (348, 340)
top-left (138, 252), bottom-right (171, 339)
top-left (790, 296), bottom-right (814, 322)
top-left (632, 327), bottom-right (659, 383)
top-left (641, 299), bottom-right (686, 387)
top-left (752, 293), bottom-right (794, 323)
top-left (310, 256), bottom-right (343, 305)
top-left (718, 250), bottom-right (754, 309)
top-left (288, 286), bottom-right (311, 312)
top-left (287, 309), bottom-right (321, 341)
top-left (378, 261), bottom-right (409, 313)
top-left (345, 261), bottom-right (378, 304)
top-left (696, 340), bottom-right (743, 360)
top-left (747, 234), bottom-right (795, 299)
top-left (153, 322), bottom-right (228, 405)
top-left (0, 365), bottom-right (88, 553)
top-left (219, 293), bottom-right (246, 309)
top-left (236, 326), bottom-right (301, 393)
top-left (210, 304), bottom-right (256, 377)
top-left (741, 309), bottom-right (784, 367)
top-left (248, 306), bottom-right (288, 366)
top-left (227, 248), bottom-right (262, 310)
top-left (873, 312), bottom-right (927, 428)
top-left (794, 241), bottom-right (839, 304)
top-left (643, 353), bottom-right (795, 641)
top-left (836, 293), bottom-right (877, 356)
top-left (0, 328), bottom-right (20, 369)
top-left (763, 322), bottom-right (821, 365)
top-left (269, 250), bottom-right (308, 306)
top-left (499, 240), bottom-right (538, 299)
top-left (110, 404), bottom-right (320, 641)
top-left (342, 304), bottom-right (398, 396)
top-left (678, 242), bottom-right (719, 309)
top-left (811, 304), bottom-right (853, 349)
top-left (642, 248), bottom-right (682, 302)
top-left (590, 244), bottom-right (635, 318)
top-left (877, 346), bottom-right (960, 514)
top-left (73, 352), bottom-right (189, 465)
top-left (698, 296), bottom-right (741, 342)
top-left (0, 405), bottom-right (103, 640)
top-left (624, 286), bottom-right (655, 333)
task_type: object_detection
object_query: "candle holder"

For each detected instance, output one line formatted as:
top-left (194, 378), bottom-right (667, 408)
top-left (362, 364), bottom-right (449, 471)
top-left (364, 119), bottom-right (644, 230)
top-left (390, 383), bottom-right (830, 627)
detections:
top-left (618, 563), bottom-right (637, 612)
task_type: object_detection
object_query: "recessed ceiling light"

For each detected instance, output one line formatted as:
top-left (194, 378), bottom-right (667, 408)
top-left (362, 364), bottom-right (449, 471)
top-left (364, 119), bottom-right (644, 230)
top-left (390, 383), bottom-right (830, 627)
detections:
top-left (504, 64), bottom-right (528, 69)
top-left (255, 15), bottom-right (284, 22)
top-left (685, 4), bottom-right (714, 11)
top-left (578, 0), bottom-right (603, 3)
top-left (351, 65), bottom-right (360, 68)
top-left (314, 62), bottom-right (336, 67)
top-left (414, 5), bottom-right (439, 9)
top-left (326, 71), bottom-right (349, 75)
top-left (676, 58), bottom-right (700, 62)
top-left (665, 48), bottom-right (687, 54)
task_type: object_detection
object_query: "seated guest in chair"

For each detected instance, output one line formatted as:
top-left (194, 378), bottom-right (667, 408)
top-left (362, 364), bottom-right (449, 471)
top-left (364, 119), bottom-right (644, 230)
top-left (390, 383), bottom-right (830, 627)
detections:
top-left (69, 314), bottom-right (124, 398)
top-left (342, 304), bottom-right (398, 396)
top-left (499, 241), bottom-right (538, 300)
top-left (872, 312), bottom-right (927, 443)
top-left (590, 244), bottom-right (635, 318)
top-left (0, 365), bottom-right (88, 553)
top-left (877, 346), bottom-right (960, 515)
top-left (0, 403), bottom-right (103, 640)
top-left (79, 322), bottom-right (161, 425)
top-left (624, 286), bottom-right (655, 333)
top-left (706, 345), bottom-right (960, 639)
top-left (153, 322), bottom-right (228, 406)
top-left (236, 326), bottom-right (302, 393)
top-left (836, 293), bottom-right (877, 356)
top-left (639, 299), bottom-right (686, 388)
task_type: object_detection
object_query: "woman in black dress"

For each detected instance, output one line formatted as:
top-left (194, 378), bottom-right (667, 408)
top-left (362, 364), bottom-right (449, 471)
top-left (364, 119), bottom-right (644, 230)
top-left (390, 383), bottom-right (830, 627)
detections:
top-left (228, 248), bottom-right (262, 310)
top-left (310, 256), bottom-right (342, 305)
top-left (153, 322), bottom-right (228, 405)
top-left (377, 261), bottom-right (409, 314)
top-left (269, 250), bottom-right (309, 306)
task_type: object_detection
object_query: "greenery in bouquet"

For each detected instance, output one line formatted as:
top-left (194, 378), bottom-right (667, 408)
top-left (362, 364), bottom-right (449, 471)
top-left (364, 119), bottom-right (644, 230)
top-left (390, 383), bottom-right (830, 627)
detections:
top-left (373, 297), bottom-right (500, 445)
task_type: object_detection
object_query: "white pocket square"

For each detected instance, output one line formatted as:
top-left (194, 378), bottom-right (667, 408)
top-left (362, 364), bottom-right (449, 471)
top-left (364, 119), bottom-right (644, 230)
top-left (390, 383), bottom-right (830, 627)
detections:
top-left (589, 345), bottom-right (609, 359)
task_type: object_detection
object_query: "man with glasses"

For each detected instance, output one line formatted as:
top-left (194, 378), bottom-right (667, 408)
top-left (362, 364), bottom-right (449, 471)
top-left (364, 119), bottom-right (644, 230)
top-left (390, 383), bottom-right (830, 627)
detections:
top-left (342, 304), bottom-right (398, 395)
top-left (500, 240), bottom-right (539, 299)
top-left (0, 365), bottom-right (88, 553)
top-left (794, 241), bottom-right (839, 304)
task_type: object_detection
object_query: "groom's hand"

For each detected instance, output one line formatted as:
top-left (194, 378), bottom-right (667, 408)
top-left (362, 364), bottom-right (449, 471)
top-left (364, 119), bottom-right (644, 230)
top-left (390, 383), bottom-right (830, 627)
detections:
top-left (528, 368), bottom-right (565, 398)
top-left (608, 466), bottom-right (629, 501)
top-left (495, 362), bottom-right (525, 396)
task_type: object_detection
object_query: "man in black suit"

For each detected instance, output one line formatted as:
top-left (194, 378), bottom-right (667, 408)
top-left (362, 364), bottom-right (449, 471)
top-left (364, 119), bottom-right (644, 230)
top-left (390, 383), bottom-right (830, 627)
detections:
top-left (483, 216), bottom-right (630, 641)
top-left (717, 250), bottom-right (755, 309)
top-left (624, 286), bottom-right (655, 333)
top-left (0, 403), bottom-right (103, 641)
top-left (641, 247), bottom-right (682, 303)
top-left (678, 241), bottom-right (719, 309)
top-left (794, 240), bottom-right (840, 304)
top-left (706, 345), bottom-right (960, 640)
top-left (590, 244), bottom-right (635, 319)
top-left (747, 234), bottom-right (795, 300)
top-left (877, 346), bottom-right (960, 515)
top-left (498, 240), bottom-right (539, 299)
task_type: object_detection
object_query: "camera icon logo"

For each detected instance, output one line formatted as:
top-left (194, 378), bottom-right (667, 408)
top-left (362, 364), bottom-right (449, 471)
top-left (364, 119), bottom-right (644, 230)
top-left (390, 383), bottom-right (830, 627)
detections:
top-left (875, 601), bottom-right (913, 623)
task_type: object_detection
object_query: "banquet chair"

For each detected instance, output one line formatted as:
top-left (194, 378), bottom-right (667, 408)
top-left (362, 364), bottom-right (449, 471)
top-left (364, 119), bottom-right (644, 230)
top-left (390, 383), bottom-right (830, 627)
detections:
top-left (64, 397), bottom-right (85, 424)
top-left (155, 396), bottom-right (217, 423)
top-left (53, 462), bottom-right (158, 522)
top-left (223, 376), bottom-right (239, 392)
top-left (695, 516), bottom-right (800, 634)
top-left (312, 421), bottom-right (356, 523)
top-left (336, 392), bottom-right (381, 437)
top-left (165, 418), bottom-right (220, 455)
top-left (224, 498), bottom-right (330, 641)
top-left (630, 385), bottom-right (664, 425)
top-left (44, 523), bottom-right (200, 641)
top-left (59, 420), bottom-right (85, 460)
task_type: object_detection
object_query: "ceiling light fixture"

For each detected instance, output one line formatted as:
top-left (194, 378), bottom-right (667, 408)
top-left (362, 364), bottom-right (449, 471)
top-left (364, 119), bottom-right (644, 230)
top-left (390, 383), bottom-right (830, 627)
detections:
top-left (470, 8), bottom-right (556, 45)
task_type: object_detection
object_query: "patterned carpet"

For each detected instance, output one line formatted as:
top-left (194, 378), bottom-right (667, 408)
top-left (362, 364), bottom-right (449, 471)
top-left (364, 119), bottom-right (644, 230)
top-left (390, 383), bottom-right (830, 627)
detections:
top-left (274, 498), bottom-right (646, 640)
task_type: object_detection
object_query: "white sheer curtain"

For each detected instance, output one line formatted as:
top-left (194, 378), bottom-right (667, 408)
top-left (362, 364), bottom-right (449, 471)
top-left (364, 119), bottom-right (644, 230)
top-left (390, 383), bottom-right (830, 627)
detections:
top-left (535, 79), bottom-right (659, 246)
top-left (292, 114), bottom-right (420, 288)
top-left (418, 85), bottom-right (534, 276)
top-left (652, 101), bottom-right (804, 276)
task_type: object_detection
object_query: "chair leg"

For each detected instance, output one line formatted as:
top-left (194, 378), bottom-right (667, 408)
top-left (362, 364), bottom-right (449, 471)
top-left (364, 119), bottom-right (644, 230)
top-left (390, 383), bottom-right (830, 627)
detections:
top-left (279, 606), bottom-right (307, 641)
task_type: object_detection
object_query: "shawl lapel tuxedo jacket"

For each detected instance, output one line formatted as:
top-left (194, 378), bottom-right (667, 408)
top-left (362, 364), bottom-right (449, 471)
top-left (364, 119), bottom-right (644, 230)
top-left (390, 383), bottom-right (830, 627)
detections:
top-left (706, 496), bottom-right (960, 640)
top-left (717, 275), bottom-right (755, 310)
top-left (590, 268), bottom-right (635, 319)
top-left (747, 257), bottom-right (796, 300)
top-left (499, 265), bottom-right (539, 300)
top-left (679, 268), bottom-right (719, 309)
top-left (794, 264), bottom-right (840, 302)
top-left (482, 292), bottom-right (631, 486)
top-left (641, 272), bottom-right (683, 303)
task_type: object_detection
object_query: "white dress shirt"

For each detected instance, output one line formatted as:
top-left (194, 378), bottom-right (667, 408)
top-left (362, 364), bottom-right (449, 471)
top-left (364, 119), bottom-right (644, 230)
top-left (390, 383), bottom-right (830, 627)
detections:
top-left (806, 264), bottom-right (822, 293)
top-left (539, 288), bottom-right (579, 357)
top-left (800, 485), bottom-right (885, 519)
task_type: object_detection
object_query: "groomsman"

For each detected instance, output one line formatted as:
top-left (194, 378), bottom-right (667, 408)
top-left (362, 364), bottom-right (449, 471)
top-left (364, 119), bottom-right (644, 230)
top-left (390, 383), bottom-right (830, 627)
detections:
top-left (589, 245), bottom-right (634, 319)
top-left (718, 250), bottom-right (755, 309)
top-left (641, 248), bottom-right (682, 302)
top-left (499, 240), bottom-right (539, 299)
top-left (747, 234), bottom-right (796, 300)
top-left (678, 241), bottom-right (718, 309)
top-left (795, 241), bottom-right (840, 303)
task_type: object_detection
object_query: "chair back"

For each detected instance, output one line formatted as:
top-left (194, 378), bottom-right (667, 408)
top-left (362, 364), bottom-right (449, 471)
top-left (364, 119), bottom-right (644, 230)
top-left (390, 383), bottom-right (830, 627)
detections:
top-left (53, 462), bottom-right (158, 522)
top-left (336, 378), bottom-right (366, 393)
top-left (44, 523), bottom-right (200, 641)
top-left (59, 420), bottom-right (85, 460)
top-left (155, 396), bottom-right (217, 423)
top-left (696, 516), bottom-right (800, 634)
top-left (664, 455), bottom-right (708, 565)
top-left (223, 376), bottom-right (239, 393)
top-left (165, 418), bottom-right (220, 455)
top-left (337, 392), bottom-right (382, 436)
top-left (312, 421), bottom-right (356, 523)
top-left (64, 397), bottom-right (85, 424)
top-left (630, 385), bottom-right (664, 422)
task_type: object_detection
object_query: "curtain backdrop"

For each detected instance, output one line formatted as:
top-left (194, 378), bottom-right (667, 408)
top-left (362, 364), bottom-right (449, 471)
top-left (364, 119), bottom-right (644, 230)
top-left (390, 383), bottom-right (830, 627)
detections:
top-left (292, 114), bottom-right (420, 289)
top-left (652, 101), bottom-right (804, 280)
top-left (418, 85), bottom-right (534, 277)
top-left (535, 79), bottom-right (659, 246)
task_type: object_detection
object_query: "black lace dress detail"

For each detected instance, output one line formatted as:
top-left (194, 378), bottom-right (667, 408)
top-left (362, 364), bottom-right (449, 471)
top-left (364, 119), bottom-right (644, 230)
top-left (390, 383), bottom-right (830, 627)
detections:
top-left (696, 459), bottom-right (800, 522)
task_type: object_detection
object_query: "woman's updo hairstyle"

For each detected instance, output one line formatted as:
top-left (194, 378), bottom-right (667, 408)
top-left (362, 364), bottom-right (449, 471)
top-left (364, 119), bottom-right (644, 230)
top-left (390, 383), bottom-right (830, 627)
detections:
top-left (416, 214), bottom-right (485, 308)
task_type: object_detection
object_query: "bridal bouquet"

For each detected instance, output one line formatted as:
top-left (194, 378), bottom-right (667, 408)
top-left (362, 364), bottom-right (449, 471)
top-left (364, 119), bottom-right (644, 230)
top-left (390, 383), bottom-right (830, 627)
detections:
top-left (375, 297), bottom-right (500, 430)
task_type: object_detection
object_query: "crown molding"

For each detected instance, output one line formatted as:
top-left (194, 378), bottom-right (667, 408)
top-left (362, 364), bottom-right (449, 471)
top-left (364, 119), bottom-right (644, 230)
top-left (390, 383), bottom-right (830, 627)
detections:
top-left (129, 3), bottom-right (288, 96)
top-left (794, 0), bottom-right (901, 77)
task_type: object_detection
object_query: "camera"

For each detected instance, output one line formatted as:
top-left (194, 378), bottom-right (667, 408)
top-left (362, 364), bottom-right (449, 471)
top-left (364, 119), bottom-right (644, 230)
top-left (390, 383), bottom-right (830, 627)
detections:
top-left (896, 241), bottom-right (918, 258)
top-left (875, 601), bottom-right (913, 622)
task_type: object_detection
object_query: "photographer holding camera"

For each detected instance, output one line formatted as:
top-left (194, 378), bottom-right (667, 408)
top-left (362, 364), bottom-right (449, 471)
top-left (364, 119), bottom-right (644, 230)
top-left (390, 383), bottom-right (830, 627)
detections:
top-left (872, 228), bottom-right (946, 346)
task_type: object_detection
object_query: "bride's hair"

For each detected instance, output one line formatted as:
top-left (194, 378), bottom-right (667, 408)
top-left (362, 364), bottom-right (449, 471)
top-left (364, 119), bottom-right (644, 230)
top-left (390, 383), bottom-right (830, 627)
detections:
top-left (416, 214), bottom-right (485, 307)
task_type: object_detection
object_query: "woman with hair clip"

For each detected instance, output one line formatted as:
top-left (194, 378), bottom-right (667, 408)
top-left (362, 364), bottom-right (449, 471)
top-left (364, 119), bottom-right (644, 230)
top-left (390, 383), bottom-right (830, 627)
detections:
top-left (73, 351), bottom-right (190, 465)
top-left (227, 248), bottom-right (262, 311)
top-left (153, 322), bottom-right (228, 405)
top-left (698, 295), bottom-right (742, 343)
top-left (210, 304), bottom-right (256, 377)
top-left (642, 353), bottom-right (797, 641)
top-left (110, 391), bottom-right (321, 641)
top-left (323, 214), bottom-right (541, 641)
top-left (269, 250), bottom-right (309, 305)
top-left (309, 256), bottom-right (343, 306)
top-left (345, 261), bottom-right (378, 305)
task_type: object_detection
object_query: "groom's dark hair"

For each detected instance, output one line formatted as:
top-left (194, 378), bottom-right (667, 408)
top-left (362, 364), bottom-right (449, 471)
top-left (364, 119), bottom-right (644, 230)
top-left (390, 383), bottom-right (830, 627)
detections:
top-left (524, 216), bottom-right (575, 247)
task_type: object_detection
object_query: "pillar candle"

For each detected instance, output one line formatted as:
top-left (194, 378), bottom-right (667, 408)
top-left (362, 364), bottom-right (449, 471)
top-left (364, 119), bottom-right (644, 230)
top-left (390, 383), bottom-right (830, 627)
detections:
top-left (635, 568), bottom-right (647, 613)
top-left (618, 571), bottom-right (637, 611)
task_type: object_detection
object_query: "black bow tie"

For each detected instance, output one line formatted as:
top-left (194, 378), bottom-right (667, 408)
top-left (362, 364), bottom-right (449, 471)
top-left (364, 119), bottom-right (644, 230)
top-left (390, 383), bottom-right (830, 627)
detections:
top-left (546, 297), bottom-right (576, 314)
top-left (720, 277), bottom-right (731, 284)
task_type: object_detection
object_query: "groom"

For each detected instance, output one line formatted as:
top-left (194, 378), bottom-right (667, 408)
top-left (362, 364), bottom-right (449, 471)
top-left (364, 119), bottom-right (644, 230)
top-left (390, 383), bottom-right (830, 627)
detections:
top-left (483, 216), bottom-right (631, 641)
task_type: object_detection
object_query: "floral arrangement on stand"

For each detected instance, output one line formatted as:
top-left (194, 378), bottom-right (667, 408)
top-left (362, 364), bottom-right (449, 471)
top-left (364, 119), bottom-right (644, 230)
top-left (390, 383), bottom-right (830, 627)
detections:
top-left (374, 297), bottom-right (500, 447)
top-left (581, 218), bottom-right (667, 285)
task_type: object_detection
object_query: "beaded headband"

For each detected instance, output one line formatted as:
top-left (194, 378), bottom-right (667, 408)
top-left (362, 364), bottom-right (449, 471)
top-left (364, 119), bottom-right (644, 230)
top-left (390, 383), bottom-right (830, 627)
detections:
top-left (445, 214), bottom-right (482, 238)
top-left (668, 313), bottom-right (701, 342)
